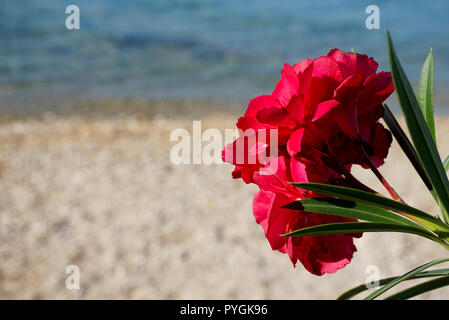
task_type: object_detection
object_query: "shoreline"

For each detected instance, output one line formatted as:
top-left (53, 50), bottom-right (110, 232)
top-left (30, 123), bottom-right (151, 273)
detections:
top-left (0, 97), bottom-right (448, 122)
top-left (0, 99), bottom-right (247, 122)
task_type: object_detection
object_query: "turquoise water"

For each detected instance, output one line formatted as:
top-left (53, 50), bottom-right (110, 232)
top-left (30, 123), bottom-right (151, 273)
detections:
top-left (1, 0), bottom-right (449, 112)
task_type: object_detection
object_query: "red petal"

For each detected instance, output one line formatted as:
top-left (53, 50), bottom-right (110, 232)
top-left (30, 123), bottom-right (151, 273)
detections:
top-left (312, 99), bottom-right (340, 122)
top-left (289, 214), bottom-right (358, 275)
top-left (369, 124), bottom-right (392, 167)
top-left (253, 191), bottom-right (299, 253)
top-left (286, 94), bottom-right (305, 125)
top-left (327, 48), bottom-right (378, 79)
top-left (231, 166), bottom-right (242, 179)
top-left (236, 116), bottom-right (261, 131)
top-left (333, 72), bottom-right (364, 138)
top-left (292, 58), bottom-right (313, 74)
top-left (266, 193), bottom-right (295, 251)
top-left (290, 157), bottom-right (308, 184)
top-left (222, 141), bottom-right (236, 164)
top-left (245, 95), bottom-right (279, 118)
top-left (253, 156), bottom-right (291, 194)
top-left (256, 106), bottom-right (289, 125)
top-left (287, 128), bottom-right (305, 156)
top-left (272, 63), bottom-right (300, 107)
top-left (303, 56), bottom-right (343, 116)
top-left (253, 191), bottom-right (274, 235)
top-left (358, 71), bottom-right (395, 114)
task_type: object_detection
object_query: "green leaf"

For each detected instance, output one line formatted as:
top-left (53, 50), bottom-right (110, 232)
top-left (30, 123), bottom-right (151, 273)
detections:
top-left (386, 29), bottom-right (449, 221)
top-left (385, 275), bottom-right (449, 300)
top-left (338, 268), bottom-right (449, 300)
top-left (364, 257), bottom-right (449, 300)
top-left (284, 197), bottom-right (425, 229)
top-left (417, 48), bottom-right (435, 142)
top-left (383, 104), bottom-right (433, 191)
top-left (283, 222), bottom-right (441, 243)
top-left (444, 155), bottom-right (449, 172)
top-left (291, 182), bottom-right (449, 235)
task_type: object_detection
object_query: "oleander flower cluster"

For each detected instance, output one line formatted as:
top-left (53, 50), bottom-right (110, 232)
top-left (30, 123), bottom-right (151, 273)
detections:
top-left (222, 49), bottom-right (394, 275)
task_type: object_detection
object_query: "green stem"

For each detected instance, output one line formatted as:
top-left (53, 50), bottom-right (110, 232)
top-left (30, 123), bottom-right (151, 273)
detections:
top-left (385, 275), bottom-right (449, 300)
top-left (431, 189), bottom-right (449, 224)
top-left (360, 143), bottom-right (405, 203)
top-left (364, 257), bottom-right (449, 300)
top-left (338, 268), bottom-right (449, 300)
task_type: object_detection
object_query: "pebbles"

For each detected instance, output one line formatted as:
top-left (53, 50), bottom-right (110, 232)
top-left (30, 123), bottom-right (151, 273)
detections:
top-left (0, 114), bottom-right (448, 299)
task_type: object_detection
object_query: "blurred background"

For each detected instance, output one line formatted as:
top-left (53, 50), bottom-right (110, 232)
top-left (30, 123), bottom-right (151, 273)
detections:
top-left (2, 0), bottom-right (449, 113)
top-left (1, 0), bottom-right (449, 299)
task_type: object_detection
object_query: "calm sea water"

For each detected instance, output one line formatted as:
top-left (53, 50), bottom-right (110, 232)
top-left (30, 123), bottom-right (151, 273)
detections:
top-left (1, 0), bottom-right (449, 112)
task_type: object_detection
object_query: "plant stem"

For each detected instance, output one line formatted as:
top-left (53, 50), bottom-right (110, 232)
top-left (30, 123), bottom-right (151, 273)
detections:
top-left (364, 257), bottom-right (449, 300)
top-left (360, 144), bottom-right (405, 203)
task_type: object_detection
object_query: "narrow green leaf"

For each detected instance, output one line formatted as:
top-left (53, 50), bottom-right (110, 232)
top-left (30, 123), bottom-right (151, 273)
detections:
top-left (284, 197), bottom-right (424, 229)
top-left (291, 182), bottom-right (449, 234)
top-left (386, 29), bottom-right (449, 221)
top-left (385, 275), bottom-right (449, 300)
top-left (383, 103), bottom-right (433, 191)
top-left (283, 222), bottom-right (441, 243)
top-left (365, 257), bottom-right (449, 300)
top-left (417, 48), bottom-right (435, 142)
top-left (338, 268), bottom-right (449, 300)
top-left (444, 155), bottom-right (449, 172)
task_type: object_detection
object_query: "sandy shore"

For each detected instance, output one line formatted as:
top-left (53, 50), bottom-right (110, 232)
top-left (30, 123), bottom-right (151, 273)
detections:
top-left (1, 106), bottom-right (449, 299)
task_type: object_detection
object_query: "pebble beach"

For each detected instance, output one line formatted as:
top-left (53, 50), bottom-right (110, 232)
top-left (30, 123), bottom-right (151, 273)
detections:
top-left (1, 101), bottom-right (449, 299)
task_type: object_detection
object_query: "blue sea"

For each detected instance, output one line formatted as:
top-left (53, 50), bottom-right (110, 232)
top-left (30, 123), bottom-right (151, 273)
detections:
top-left (1, 0), bottom-right (449, 113)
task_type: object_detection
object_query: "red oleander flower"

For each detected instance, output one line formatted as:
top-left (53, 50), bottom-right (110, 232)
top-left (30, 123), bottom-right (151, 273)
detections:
top-left (222, 49), bottom-right (394, 275)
